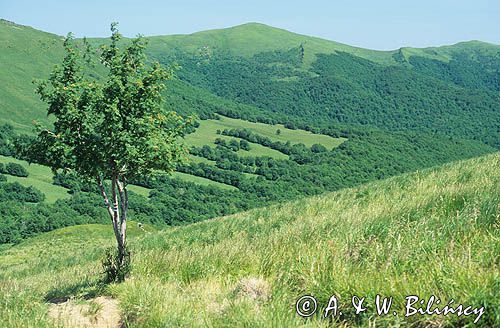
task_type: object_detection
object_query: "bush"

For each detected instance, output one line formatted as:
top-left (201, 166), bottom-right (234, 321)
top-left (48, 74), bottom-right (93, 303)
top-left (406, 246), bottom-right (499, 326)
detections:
top-left (0, 182), bottom-right (45, 203)
top-left (53, 172), bottom-right (98, 193)
top-left (5, 163), bottom-right (28, 177)
top-left (102, 246), bottom-right (131, 283)
top-left (0, 124), bottom-right (15, 156)
top-left (0, 173), bottom-right (6, 183)
top-left (240, 139), bottom-right (251, 151)
top-left (311, 143), bottom-right (327, 153)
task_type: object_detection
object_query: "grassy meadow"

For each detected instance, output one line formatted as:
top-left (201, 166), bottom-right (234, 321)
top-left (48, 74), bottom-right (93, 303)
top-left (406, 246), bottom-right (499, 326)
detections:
top-left (0, 155), bottom-right (151, 201)
top-left (0, 112), bottom-right (345, 200)
top-left (0, 152), bottom-right (498, 327)
top-left (184, 114), bottom-right (345, 160)
top-left (171, 171), bottom-right (237, 191)
top-left (185, 115), bottom-right (345, 150)
top-left (0, 155), bottom-right (69, 203)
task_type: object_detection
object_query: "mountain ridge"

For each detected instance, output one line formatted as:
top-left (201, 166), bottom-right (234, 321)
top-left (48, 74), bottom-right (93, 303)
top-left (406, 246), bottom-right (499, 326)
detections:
top-left (2, 18), bottom-right (498, 56)
top-left (1, 17), bottom-right (498, 143)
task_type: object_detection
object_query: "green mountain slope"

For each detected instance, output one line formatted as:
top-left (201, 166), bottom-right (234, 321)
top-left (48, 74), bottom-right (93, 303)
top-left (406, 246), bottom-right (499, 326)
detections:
top-left (0, 20), bottom-right (65, 132)
top-left (144, 22), bottom-right (397, 66)
top-left (2, 18), bottom-right (498, 134)
top-left (158, 38), bottom-right (499, 148)
top-left (0, 20), bottom-right (275, 132)
top-left (1, 152), bottom-right (498, 327)
top-left (0, 18), bottom-right (498, 240)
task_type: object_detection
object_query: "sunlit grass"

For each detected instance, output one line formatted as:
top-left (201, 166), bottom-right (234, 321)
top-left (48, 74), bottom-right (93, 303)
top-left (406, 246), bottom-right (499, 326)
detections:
top-left (171, 172), bottom-right (237, 190)
top-left (184, 115), bottom-right (346, 159)
top-left (0, 155), bottom-right (69, 203)
top-left (0, 153), bottom-right (498, 327)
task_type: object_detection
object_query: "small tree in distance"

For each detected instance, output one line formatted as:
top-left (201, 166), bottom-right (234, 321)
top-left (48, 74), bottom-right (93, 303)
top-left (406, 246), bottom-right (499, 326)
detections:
top-left (29, 23), bottom-right (191, 281)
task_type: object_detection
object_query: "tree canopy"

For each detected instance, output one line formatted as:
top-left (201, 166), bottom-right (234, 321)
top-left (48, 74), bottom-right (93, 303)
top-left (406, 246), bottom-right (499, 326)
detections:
top-left (27, 23), bottom-right (191, 281)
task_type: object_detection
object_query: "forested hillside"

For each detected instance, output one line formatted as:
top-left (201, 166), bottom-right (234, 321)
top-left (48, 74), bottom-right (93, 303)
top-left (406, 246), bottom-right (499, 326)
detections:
top-left (0, 19), bottom-right (498, 242)
top-left (160, 42), bottom-right (499, 148)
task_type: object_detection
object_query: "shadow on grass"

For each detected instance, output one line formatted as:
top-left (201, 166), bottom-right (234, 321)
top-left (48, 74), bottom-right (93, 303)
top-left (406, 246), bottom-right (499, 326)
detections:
top-left (44, 278), bottom-right (108, 304)
top-left (45, 247), bottom-right (130, 304)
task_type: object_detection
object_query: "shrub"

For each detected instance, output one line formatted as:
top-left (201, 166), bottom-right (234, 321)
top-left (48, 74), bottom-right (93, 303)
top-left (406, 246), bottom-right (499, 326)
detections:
top-left (102, 246), bottom-right (131, 283)
top-left (240, 139), bottom-right (251, 151)
top-left (5, 163), bottom-right (28, 177)
top-left (0, 182), bottom-right (45, 203)
top-left (311, 143), bottom-right (328, 153)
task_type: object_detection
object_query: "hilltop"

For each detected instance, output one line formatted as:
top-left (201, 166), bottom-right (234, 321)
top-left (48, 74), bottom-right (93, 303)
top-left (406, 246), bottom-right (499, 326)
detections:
top-left (143, 22), bottom-right (397, 65)
top-left (0, 152), bottom-right (498, 327)
top-left (1, 19), bottom-right (499, 133)
top-left (115, 22), bottom-right (500, 66)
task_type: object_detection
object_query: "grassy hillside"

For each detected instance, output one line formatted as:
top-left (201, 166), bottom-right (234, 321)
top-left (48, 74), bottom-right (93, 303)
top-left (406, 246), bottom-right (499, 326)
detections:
top-left (187, 115), bottom-right (345, 149)
top-left (0, 155), bottom-right (69, 203)
top-left (184, 114), bottom-right (345, 159)
top-left (144, 22), bottom-right (397, 66)
top-left (0, 20), bottom-right (65, 132)
top-left (170, 171), bottom-right (237, 190)
top-left (1, 152), bottom-right (498, 327)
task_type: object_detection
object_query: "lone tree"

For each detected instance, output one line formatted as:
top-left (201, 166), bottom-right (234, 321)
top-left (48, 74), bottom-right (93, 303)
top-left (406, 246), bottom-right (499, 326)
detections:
top-left (29, 24), bottom-right (190, 281)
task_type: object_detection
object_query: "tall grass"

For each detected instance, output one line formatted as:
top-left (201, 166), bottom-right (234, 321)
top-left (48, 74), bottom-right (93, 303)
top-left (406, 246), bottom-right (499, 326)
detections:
top-left (0, 153), bottom-right (498, 327)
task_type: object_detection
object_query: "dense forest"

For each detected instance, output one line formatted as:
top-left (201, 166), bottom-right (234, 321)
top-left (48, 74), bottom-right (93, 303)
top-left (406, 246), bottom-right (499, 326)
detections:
top-left (159, 47), bottom-right (500, 148)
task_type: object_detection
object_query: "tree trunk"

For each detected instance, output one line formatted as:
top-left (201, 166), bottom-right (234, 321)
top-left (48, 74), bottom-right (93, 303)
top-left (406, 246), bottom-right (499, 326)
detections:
top-left (116, 178), bottom-right (128, 269)
top-left (97, 174), bottom-right (129, 279)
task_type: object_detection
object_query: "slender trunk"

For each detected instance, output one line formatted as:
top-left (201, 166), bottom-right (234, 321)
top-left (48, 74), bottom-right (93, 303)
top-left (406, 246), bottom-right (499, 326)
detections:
top-left (111, 175), bottom-right (124, 252)
top-left (97, 175), bottom-right (120, 245)
top-left (116, 178), bottom-right (128, 268)
top-left (97, 173), bottom-right (128, 276)
top-left (111, 175), bottom-right (127, 269)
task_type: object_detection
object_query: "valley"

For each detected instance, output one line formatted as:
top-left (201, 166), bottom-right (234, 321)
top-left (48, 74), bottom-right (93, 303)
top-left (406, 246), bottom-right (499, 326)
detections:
top-left (0, 18), bottom-right (497, 240)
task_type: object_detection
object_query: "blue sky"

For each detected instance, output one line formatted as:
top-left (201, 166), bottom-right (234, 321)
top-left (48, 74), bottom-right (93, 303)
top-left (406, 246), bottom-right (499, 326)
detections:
top-left (1, 0), bottom-right (498, 50)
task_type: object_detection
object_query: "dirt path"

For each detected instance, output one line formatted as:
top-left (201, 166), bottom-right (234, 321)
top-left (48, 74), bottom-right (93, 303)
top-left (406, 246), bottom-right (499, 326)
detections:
top-left (48, 296), bottom-right (121, 328)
